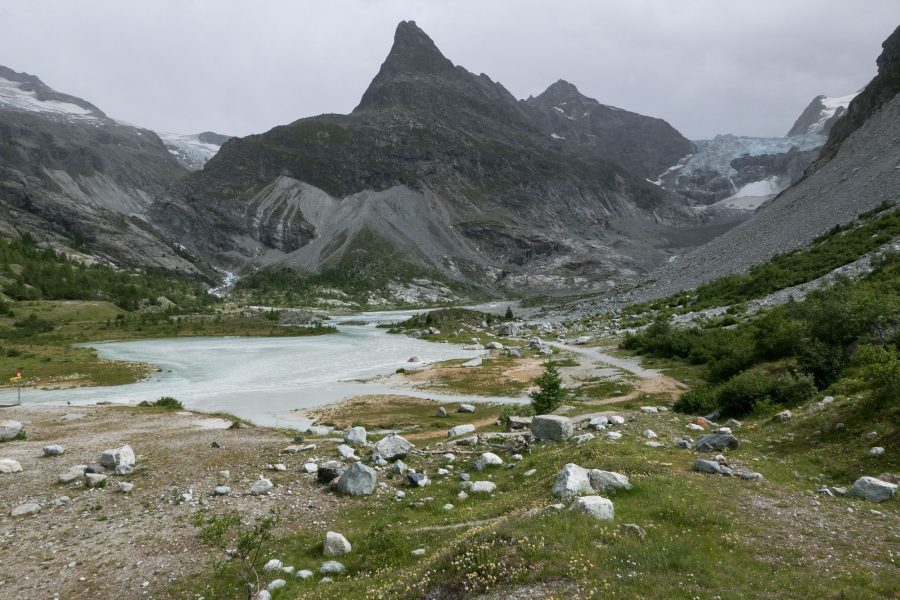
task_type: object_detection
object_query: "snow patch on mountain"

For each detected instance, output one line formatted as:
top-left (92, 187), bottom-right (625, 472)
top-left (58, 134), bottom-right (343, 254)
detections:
top-left (0, 76), bottom-right (100, 120)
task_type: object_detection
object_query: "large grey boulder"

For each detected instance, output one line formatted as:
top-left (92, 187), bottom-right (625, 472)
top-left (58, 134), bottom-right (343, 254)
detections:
top-left (372, 434), bottom-right (414, 461)
top-left (337, 462), bottom-right (377, 496)
top-left (344, 427), bottom-right (367, 447)
top-left (531, 415), bottom-right (574, 441)
top-left (553, 463), bottom-right (593, 498)
top-left (0, 458), bottom-right (23, 473)
top-left (58, 465), bottom-right (87, 484)
top-left (458, 404), bottom-right (476, 413)
top-left (324, 531), bottom-right (352, 557)
top-left (100, 444), bottom-right (135, 470)
top-left (507, 416), bottom-right (533, 430)
top-left (569, 496), bottom-right (615, 520)
top-left (497, 323), bottom-right (520, 336)
top-left (695, 433), bottom-right (739, 452)
top-left (846, 476), bottom-right (897, 502)
top-left (0, 419), bottom-right (23, 441)
top-left (448, 424), bottom-right (476, 437)
top-left (588, 470), bottom-right (632, 493)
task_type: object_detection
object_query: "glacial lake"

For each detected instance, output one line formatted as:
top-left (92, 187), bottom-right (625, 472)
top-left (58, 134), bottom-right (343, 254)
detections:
top-left (0, 309), bottom-right (526, 427)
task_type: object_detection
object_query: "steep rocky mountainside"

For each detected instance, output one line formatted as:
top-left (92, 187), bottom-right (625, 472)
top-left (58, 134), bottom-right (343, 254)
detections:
top-left (152, 21), bottom-right (720, 297)
top-left (786, 93), bottom-right (859, 137)
top-left (521, 79), bottom-right (695, 180)
top-left (615, 24), bottom-right (900, 305)
top-left (0, 65), bottom-right (200, 273)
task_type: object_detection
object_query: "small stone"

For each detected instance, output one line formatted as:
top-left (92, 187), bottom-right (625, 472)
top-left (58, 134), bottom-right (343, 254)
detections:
top-left (640, 406), bottom-right (658, 414)
top-left (303, 462), bottom-right (318, 474)
top-left (320, 560), bottom-right (346, 575)
top-left (210, 441), bottom-right (222, 448)
top-left (263, 559), bottom-right (283, 572)
top-left (0, 419), bottom-right (24, 441)
top-left (117, 481), bottom-right (134, 493)
top-left (571, 433), bottom-right (595, 444)
top-left (479, 452), bottom-right (504, 466)
top-left (372, 434), bottom-right (415, 461)
top-left (693, 459), bottom-right (722, 475)
top-left (250, 477), bottom-right (274, 495)
top-left (609, 416), bottom-right (625, 425)
top-left (642, 429), bottom-right (657, 439)
top-left (10, 502), bottom-right (41, 517)
top-left (436, 407), bottom-right (447, 418)
top-left (606, 431), bottom-right (622, 440)
top-left (271, 463), bottom-right (287, 471)
top-left (869, 447), bottom-right (885, 457)
top-left (42, 444), bottom-right (65, 457)
top-left (317, 461), bottom-right (346, 484)
top-left (523, 468), bottom-right (537, 477)
top-left (214, 486), bottom-right (232, 495)
top-left (337, 444), bottom-right (357, 460)
top-left (448, 424), bottom-right (477, 437)
top-left (219, 469), bottom-right (230, 480)
top-left (773, 410), bottom-right (792, 422)
top-left (458, 404), bottom-right (476, 413)
top-left (324, 531), bottom-right (352, 557)
top-left (457, 491), bottom-right (469, 501)
top-left (296, 569), bottom-right (314, 579)
top-left (85, 473), bottom-right (108, 488)
top-left (442, 453), bottom-right (456, 462)
top-left (588, 470), bottom-right (632, 493)
top-left (737, 471), bottom-right (764, 481)
top-left (443, 503), bottom-right (454, 511)
top-left (619, 523), bottom-right (646, 539)
top-left (267, 579), bottom-right (286, 592)
top-left (395, 490), bottom-right (406, 499)
top-left (0, 458), bottom-right (23, 474)
top-left (408, 472), bottom-right (431, 487)
top-left (471, 481), bottom-right (497, 495)
top-left (411, 548), bottom-right (426, 557)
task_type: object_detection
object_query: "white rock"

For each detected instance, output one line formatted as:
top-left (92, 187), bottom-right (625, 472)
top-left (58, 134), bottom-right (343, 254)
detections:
top-left (569, 496), bottom-right (615, 520)
top-left (100, 444), bottom-right (135, 470)
top-left (470, 481), bottom-right (497, 495)
top-left (869, 447), bottom-right (885, 457)
top-left (0, 458), bottom-right (23, 473)
top-left (266, 579), bottom-right (286, 592)
top-left (117, 482), bottom-right (134, 493)
top-left (531, 415), bottom-right (574, 441)
top-left (553, 463), bottom-right (593, 498)
top-left (458, 403), bottom-right (477, 413)
top-left (10, 502), bottom-right (41, 517)
top-left (642, 429), bottom-right (657, 439)
top-left (479, 452), bottom-right (504, 466)
top-left (609, 416), bottom-right (625, 425)
top-left (411, 548), bottom-right (426, 557)
top-left (344, 426), bottom-right (367, 447)
top-left (337, 444), bottom-right (357, 460)
top-left (640, 406), bottom-right (658, 414)
top-left (606, 431), bottom-right (622, 440)
top-left (324, 531), bottom-right (352, 557)
top-left (303, 462), bottom-right (318, 474)
top-left (296, 569), bottom-right (314, 579)
top-left (0, 419), bottom-right (23, 441)
top-left (263, 559), bottom-right (283, 572)
top-left (588, 470), bottom-right (632, 493)
top-left (448, 424), bottom-right (476, 437)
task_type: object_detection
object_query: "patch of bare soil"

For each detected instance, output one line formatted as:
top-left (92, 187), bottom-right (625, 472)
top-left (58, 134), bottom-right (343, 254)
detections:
top-left (0, 405), bottom-right (339, 600)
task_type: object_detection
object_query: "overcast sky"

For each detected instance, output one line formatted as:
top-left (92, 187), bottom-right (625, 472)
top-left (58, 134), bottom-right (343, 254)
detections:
top-left (1, 0), bottom-right (898, 139)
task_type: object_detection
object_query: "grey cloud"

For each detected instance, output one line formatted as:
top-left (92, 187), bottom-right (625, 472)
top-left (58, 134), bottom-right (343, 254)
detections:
top-left (0, 0), bottom-right (897, 139)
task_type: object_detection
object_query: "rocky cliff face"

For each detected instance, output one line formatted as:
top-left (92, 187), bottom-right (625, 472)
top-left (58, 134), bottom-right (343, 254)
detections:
top-left (153, 21), bottom-right (719, 296)
top-left (0, 65), bottom-right (200, 273)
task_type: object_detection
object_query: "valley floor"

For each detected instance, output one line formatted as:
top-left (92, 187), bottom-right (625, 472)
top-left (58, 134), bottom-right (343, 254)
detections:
top-left (0, 381), bottom-right (896, 599)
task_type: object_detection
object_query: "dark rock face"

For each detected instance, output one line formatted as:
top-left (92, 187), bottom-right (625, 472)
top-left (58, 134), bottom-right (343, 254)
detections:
top-left (522, 79), bottom-right (695, 180)
top-left (153, 21), bottom-right (716, 294)
top-left (0, 65), bottom-right (199, 273)
top-left (815, 24), bottom-right (900, 169)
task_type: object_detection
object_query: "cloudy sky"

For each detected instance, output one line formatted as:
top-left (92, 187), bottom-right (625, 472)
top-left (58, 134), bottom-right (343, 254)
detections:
top-left (1, 0), bottom-right (897, 139)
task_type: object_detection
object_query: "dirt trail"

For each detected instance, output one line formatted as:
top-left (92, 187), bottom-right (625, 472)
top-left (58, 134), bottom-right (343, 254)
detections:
top-left (554, 342), bottom-right (687, 404)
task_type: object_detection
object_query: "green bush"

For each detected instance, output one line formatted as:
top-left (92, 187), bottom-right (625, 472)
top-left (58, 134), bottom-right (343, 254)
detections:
top-left (716, 371), bottom-right (816, 417)
top-left (673, 385), bottom-right (718, 415)
top-left (147, 396), bottom-right (184, 410)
